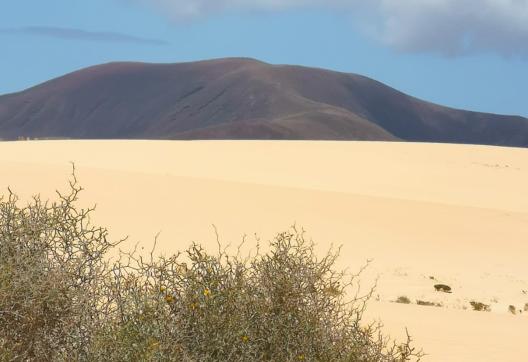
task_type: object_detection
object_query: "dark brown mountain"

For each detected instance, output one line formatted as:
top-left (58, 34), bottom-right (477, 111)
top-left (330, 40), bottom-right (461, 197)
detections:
top-left (1, 57), bottom-right (527, 146)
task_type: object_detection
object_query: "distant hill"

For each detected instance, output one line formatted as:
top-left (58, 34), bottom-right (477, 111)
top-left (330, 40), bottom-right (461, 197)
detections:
top-left (0, 58), bottom-right (527, 146)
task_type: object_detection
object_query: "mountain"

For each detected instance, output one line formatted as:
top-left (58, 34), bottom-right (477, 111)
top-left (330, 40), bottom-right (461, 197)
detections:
top-left (1, 57), bottom-right (527, 146)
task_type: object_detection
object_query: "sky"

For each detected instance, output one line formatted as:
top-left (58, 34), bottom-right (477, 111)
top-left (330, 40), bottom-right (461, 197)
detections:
top-left (1, 0), bottom-right (527, 117)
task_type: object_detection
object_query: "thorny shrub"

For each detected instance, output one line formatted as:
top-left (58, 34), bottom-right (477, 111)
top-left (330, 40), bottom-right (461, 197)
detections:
top-left (0, 170), bottom-right (422, 361)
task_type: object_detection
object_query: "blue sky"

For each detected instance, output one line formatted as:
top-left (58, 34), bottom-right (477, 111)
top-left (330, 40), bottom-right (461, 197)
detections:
top-left (1, 0), bottom-right (527, 117)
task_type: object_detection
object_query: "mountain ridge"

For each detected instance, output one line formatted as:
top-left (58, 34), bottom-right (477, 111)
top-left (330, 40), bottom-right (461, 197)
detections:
top-left (1, 57), bottom-right (527, 146)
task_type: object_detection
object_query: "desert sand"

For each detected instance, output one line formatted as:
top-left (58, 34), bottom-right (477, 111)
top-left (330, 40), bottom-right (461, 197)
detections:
top-left (1, 140), bottom-right (527, 361)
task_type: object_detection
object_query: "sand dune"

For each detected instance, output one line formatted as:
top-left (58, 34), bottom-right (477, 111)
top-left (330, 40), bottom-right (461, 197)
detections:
top-left (1, 140), bottom-right (527, 361)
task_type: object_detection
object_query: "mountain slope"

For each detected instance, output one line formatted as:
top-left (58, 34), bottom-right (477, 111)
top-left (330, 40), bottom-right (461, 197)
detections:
top-left (0, 58), bottom-right (527, 146)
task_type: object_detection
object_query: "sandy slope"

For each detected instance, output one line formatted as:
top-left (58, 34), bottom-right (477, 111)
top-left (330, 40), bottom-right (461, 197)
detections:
top-left (1, 140), bottom-right (527, 361)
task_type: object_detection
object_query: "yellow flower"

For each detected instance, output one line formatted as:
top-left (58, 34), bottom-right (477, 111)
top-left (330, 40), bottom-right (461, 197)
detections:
top-left (165, 294), bottom-right (174, 303)
top-left (190, 302), bottom-right (198, 310)
top-left (241, 335), bottom-right (249, 343)
top-left (203, 288), bottom-right (211, 297)
top-left (297, 354), bottom-right (305, 360)
top-left (159, 286), bottom-right (166, 293)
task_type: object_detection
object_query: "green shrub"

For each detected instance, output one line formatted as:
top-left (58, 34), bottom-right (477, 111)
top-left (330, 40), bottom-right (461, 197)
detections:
top-left (0, 172), bottom-right (422, 361)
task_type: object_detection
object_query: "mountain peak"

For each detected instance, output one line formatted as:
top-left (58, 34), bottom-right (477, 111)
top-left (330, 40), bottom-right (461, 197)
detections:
top-left (0, 59), bottom-right (527, 146)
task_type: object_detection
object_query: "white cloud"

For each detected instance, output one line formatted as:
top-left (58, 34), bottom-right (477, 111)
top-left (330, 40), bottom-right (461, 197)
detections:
top-left (127, 0), bottom-right (528, 56)
top-left (378, 0), bottom-right (528, 56)
top-left (0, 26), bottom-right (168, 45)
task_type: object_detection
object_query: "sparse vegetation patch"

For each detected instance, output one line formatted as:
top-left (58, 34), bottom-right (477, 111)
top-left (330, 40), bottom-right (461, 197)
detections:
top-left (433, 284), bottom-right (452, 293)
top-left (395, 296), bottom-right (412, 304)
top-left (469, 301), bottom-right (491, 312)
top-left (416, 300), bottom-right (442, 307)
top-left (0, 172), bottom-right (422, 361)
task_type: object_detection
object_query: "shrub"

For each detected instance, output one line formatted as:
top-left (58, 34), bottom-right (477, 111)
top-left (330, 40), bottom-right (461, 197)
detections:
top-left (525, 303), bottom-right (528, 312)
top-left (433, 284), bottom-right (452, 293)
top-left (508, 305), bottom-right (517, 315)
top-left (395, 296), bottom-right (411, 304)
top-left (0, 172), bottom-right (423, 361)
top-left (469, 301), bottom-right (491, 312)
top-left (0, 171), bottom-right (119, 360)
top-left (416, 300), bottom-right (442, 307)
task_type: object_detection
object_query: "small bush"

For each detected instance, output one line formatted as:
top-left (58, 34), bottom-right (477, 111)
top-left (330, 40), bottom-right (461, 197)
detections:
top-left (508, 305), bottom-right (517, 315)
top-left (525, 303), bottom-right (528, 312)
top-left (0, 172), bottom-right (423, 361)
top-left (469, 301), bottom-right (491, 312)
top-left (395, 296), bottom-right (411, 304)
top-left (433, 284), bottom-right (452, 293)
top-left (416, 300), bottom-right (442, 307)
